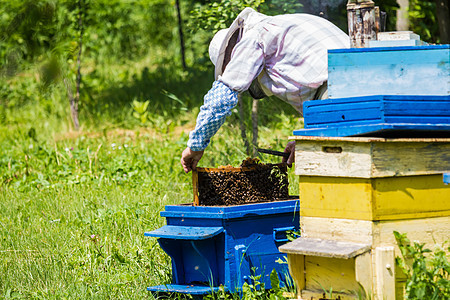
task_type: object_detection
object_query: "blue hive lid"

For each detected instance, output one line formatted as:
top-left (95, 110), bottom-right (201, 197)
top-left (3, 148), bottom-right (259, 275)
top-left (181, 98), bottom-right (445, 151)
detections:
top-left (160, 199), bottom-right (300, 219)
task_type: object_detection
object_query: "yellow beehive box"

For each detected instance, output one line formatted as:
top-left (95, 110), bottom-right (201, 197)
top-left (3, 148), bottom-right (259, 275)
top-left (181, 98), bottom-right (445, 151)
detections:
top-left (283, 136), bottom-right (450, 299)
top-left (299, 174), bottom-right (450, 221)
top-left (281, 216), bottom-right (450, 299)
top-left (292, 136), bottom-right (450, 178)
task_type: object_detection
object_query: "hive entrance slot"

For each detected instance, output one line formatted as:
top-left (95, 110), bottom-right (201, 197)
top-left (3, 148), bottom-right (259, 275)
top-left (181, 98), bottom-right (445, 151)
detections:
top-left (322, 146), bottom-right (343, 153)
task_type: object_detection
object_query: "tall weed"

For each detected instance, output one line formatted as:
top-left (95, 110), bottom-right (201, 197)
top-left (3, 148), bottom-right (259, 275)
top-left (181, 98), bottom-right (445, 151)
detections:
top-left (394, 231), bottom-right (450, 299)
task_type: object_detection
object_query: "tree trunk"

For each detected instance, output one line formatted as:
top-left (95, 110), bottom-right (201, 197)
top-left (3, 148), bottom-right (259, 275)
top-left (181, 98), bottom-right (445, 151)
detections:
top-left (396, 0), bottom-right (409, 31)
top-left (251, 98), bottom-right (258, 157)
top-left (435, 0), bottom-right (450, 43)
top-left (70, 0), bottom-right (84, 130)
top-left (64, 78), bottom-right (79, 130)
top-left (68, 0), bottom-right (84, 131)
top-left (175, 0), bottom-right (187, 70)
top-left (238, 94), bottom-right (250, 156)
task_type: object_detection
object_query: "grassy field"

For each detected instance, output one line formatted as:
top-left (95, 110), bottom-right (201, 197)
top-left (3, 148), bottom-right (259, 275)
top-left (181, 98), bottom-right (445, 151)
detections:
top-left (0, 75), bottom-right (302, 298)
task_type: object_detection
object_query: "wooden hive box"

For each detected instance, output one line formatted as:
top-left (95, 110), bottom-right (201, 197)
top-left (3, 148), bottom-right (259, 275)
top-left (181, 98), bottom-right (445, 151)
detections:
top-left (280, 215), bottom-right (450, 299)
top-left (280, 136), bottom-right (450, 299)
top-left (327, 45), bottom-right (450, 99)
top-left (291, 136), bottom-right (450, 221)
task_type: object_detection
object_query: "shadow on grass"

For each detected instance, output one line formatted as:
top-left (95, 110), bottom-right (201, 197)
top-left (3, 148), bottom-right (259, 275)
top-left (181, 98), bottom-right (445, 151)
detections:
top-left (82, 62), bottom-right (213, 124)
top-left (81, 59), bottom-right (301, 130)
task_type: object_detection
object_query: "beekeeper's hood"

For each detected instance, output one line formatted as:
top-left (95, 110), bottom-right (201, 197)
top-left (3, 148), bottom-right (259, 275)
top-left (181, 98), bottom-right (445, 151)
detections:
top-left (208, 7), bottom-right (268, 80)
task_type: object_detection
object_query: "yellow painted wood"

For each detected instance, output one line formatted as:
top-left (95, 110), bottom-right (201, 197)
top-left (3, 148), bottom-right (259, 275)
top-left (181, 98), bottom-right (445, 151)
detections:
top-left (286, 253), bottom-right (305, 297)
top-left (304, 256), bottom-right (360, 292)
top-left (299, 175), bottom-right (450, 220)
top-left (355, 252), bottom-right (373, 297)
top-left (289, 216), bottom-right (450, 299)
top-left (300, 289), bottom-right (357, 299)
top-left (372, 175), bottom-right (450, 219)
top-left (291, 136), bottom-right (450, 178)
top-left (299, 176), bottom-right (374, 220)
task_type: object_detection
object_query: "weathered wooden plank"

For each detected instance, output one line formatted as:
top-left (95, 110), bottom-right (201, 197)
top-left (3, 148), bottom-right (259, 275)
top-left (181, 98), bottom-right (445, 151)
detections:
top-left (300, 289), bottom-right (356, 300)
top-left (375, 247), bottom-right (395, 300)
top-left (373, 216), bottom-right (450, 250)
top-left (294, 138), bottom-right (450, 178)
top-left (369, 39), bottom-right (422, 47)
top-left (371, 141), bottom-right (450, 177)
top-left (347, 0), bottom-right (377, 48)
top-left (279, 237), bottom-right (371, 259)
top-left (300, 216), bottom-right (373, 244)
top-left (295, 140), bottom-right (373, 178)
top-left (377, 31), bottom-right (420, 41)
top-left (355, 252), bottom-right (373, 297)
top-left (299, 216), bottom-right (450, 254)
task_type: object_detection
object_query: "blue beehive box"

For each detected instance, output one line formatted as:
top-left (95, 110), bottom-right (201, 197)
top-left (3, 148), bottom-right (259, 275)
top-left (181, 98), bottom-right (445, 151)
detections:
top-left (145, 199), bottom-right (300, 296)
top-left (327, 45), bottom-right (450, 99)
top-left (293, 95), bottom-right (450, 137)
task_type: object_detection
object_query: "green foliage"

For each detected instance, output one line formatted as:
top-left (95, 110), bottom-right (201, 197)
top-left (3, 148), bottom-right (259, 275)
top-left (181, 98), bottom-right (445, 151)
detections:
top-left (408, 0), bottom-right (440, 43)
top-left (189, 0), bottom-right (305, 32)
top-left (0, 0), bottom-right (176, 67)
top-left (375, 0), bottom-right (400, 32)
top-left (205, 269), bottom-right (289, 300)
top-left (394, 231), bottom-right (450, 300)
top-left (132, 99), bottom-right (150, 125)
top-left (190, 0), bottom-right (266, 31)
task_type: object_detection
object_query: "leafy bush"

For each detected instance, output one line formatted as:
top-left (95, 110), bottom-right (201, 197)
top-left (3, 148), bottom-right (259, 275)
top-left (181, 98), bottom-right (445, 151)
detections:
top-left (205, 269), bottom-right (288, 300)
top-left (394, 231), bottom-right (450, 300)
top-left (408, 0), bottom-right (440, 43)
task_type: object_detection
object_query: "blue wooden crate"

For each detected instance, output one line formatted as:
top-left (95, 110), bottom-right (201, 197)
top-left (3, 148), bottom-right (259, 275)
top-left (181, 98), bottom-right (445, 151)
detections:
top-left (327, 45), bottom-right (450, 99)
top-left (293, 95), bottom-right (450, 137)
top-left (145, 199), bottom-right (300, 296)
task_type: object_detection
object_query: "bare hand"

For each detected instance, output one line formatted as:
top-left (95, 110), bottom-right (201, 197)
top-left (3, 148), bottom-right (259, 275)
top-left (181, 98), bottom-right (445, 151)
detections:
top-left (181, 147), bottom-right (204, 173)
top-left (282, 141), bottom-right (295, 168)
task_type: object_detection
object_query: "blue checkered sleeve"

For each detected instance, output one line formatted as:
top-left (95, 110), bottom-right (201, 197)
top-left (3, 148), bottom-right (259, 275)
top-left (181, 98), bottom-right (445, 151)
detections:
top-left (187, 80), bottom-right (239, 151)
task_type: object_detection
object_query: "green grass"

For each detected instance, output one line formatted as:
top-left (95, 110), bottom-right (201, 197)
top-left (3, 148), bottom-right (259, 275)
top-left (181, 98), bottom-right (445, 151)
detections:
top-left (0, 54), bottom-right (301, 299)
top-left (0, 116), bottom-right (301, 299)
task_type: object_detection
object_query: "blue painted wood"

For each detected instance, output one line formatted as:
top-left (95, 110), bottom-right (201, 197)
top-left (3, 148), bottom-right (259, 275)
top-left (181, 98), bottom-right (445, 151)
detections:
top-left (329, 44), bottom-right (449, 53)
top-left (146, 199), bottom-right (300, 295)
top-left (327, 45), bottom-right (450, 98)
top-left (303, 95), bottom-right (450, 129)
top-left (160, 198), bottom-right (299, 219)
top-left (145, 226), bottom-right (224, 240)
top-left (444, 173), bottom-right (450, 185)
top-left (147, 284), bottom-right (221, 295)
top-left (293, 123), bottom-right (450, 137)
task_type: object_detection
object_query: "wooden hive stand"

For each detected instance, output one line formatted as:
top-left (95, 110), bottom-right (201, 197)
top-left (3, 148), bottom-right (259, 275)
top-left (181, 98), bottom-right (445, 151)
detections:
top-left (279, 136), bottom-right (450, 300)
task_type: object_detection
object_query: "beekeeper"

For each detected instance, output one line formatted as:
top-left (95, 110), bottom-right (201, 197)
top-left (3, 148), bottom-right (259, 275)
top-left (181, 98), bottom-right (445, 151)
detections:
top-left (181, 7), bottom-right (349, 173)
